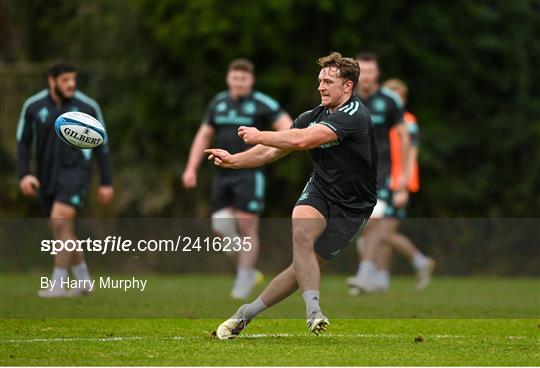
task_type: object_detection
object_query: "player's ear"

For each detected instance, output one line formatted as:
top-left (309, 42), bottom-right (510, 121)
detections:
top-left (47, 75), bottom-right (55, 89)
top-left (344, 79), bottom-right (353, 93)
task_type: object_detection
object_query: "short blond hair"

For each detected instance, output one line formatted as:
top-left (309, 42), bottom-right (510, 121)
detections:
top-left (383, 78), bottom-right (408, 99)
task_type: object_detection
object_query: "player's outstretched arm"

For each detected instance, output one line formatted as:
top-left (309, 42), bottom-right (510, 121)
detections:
top-left (238, 125), bottom-right (337, 151)
top-left (205, 144), bottom-right (289, 169)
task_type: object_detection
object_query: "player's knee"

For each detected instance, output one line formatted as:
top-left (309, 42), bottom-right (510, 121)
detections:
top-left (292, 227), bottom-right (316, 251)
top-left (235, 213), bottom-right (259, 236)
top-left (50, 202), bottom-right (76, 220)
top-left (211, 208), bottom-right (238, 238)
top-left (236, 220), bottom-right (253, 236)
top-left (49, 218), bottom-right (73, 239)
top-left (362, 231), bottom-right (377, 246)
top-left (285, 263), bottom-right (295, 274)
top-left (380, 234), bottom-right (394, 245)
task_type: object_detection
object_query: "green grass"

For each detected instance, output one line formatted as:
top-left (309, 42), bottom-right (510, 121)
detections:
top-left (1, 274), bottom-right (538, 318)
top-left (1, 274), bottom-right (539, 365)
top-left (1, 319), bottom-right (538, 366)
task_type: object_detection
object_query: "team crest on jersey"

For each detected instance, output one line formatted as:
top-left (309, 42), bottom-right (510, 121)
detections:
top-left (216, 102), bottom-right (227, 112)
top-left (373, 98), bottom-right (386, 112)
top-left (242, 101), bottom-right (256, 114)
top-left (38, 107), bottom-right (49, 123)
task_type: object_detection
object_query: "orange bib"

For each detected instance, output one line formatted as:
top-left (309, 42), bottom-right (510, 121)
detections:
top-left (389, 111), bottom-right (420, 192)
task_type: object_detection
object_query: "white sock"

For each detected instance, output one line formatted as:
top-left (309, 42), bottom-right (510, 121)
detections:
top-left (236, 268), bottom-right (253, 282)
top-left (357, 260), bottom-right (377, 279)
top-left (71, 261), bottom-right (91, 281)
top-left (52, 267), bottom-right (68, 289)
top-left (377, 269), bottom-right (390, 288)
top-left (302, 290), bottom-right (321, 317)
top-left (243, 296), bottom-right (268, 321)
top-left (412, 252), bottom-right (429, 270)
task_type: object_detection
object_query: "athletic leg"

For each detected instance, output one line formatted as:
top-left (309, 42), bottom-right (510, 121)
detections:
top-left (386, 231), bottom-right (435, 290)
top-left (50, 201), bottom-right (77, 269)
top-left (39, 201), bottom-right (77, 297)
top-left (291, 205), bottom-right (327, 292)
top-left (349, 216), bottom-right (399, 293)
top-left (214, 204), bottom-right (329, 339)
top-left (291, 205), bottom-right (330, 334)
top-left (228, 170), bottom-right (265, 299)
top-left (230, 210), bottom-right (263, 299)
top-left (235, 210), bottom-right (260, 270)
top-left (51, 201), bottom-right (92, 295)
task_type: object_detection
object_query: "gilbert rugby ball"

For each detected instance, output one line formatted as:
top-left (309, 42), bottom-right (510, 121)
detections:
top-left (55, 111), bottom-right (106, 149)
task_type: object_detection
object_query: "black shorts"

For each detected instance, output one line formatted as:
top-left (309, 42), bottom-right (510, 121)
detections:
top-left (295, 179), bottom-right (372, 260)
top-left (211, 169), bottom-right (265, 214)
top-left (39, 169), bottom-right (90, 217)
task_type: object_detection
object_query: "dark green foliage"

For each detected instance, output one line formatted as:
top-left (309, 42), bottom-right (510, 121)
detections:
top-left (2, 0), bottom-right (539, 218)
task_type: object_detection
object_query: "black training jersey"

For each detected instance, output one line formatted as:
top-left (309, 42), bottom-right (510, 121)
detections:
top-left (358, 87), bottom-right (403, 189)
top-left (203, 90), bottom-right (284, 156)
top-left (16, 89), bottom-right (112, 195)
top-left (292, 95), bottom-right (377, 213)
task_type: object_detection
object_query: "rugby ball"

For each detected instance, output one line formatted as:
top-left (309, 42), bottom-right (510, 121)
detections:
top-left (54, 111), bottom-right (106, 149)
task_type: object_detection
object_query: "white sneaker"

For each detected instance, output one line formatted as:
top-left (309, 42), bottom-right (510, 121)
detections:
top-left (214, 304), bottom-right (250, 340)
top-left (416, 258), bottom-right (436, 291)
top-left (372, 270), bottom-right (390, 293)
top-left (346, 275), bottom-right (379, 295)
top-left (37, 288), bottom-right (71, 298)
top-left (346, 276), bottom-right (364, 295)
top-left (307, 310), bottom-right (329, 336)
top-left (231, 269), bottom-right (264, 300)
top-left (67, 287), bottom-right (93, 297)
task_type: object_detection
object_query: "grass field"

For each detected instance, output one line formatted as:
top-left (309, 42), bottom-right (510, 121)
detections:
top-left (1, 274), bottom-right (539, 365)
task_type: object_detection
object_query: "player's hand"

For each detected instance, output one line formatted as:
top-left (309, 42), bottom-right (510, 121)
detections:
top-left (398, 175), bottom-right (408, 191)
top-left (393, 189), bottom-right (409, 208)
top-left (19, 175), bottom-right (40, 197)
top-left (182, 169), bottom-right (197, 189)
top-left (238, 126), bottom-right (262, 145)
top-left (204, 149), bottom-right (236, 168)
top-left (97, 185), bottom-right (114, 205)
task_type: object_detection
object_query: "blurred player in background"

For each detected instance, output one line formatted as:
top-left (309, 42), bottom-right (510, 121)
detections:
top-left (368, 78), bottom-right (435, 292)
top-left (182, 58), bottom-right (292, 299)
top-left (16, 61), bottom-right (113, 297)
top-left (346, 52), bottom-right (411, 293)
top-left (207, 52), bottom-right (376, 339)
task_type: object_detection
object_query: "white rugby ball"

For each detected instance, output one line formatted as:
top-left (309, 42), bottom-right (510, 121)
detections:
top-left (55, 111), bottom-right (106, 149)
